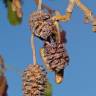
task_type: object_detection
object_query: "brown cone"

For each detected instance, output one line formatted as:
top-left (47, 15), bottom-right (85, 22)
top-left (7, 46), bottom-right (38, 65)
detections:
top-left (40, 42), bottom-right (69, 72)
top-left (40, 42), bottom-right (69, 84)
top-left (22, 64), bottom-right (47, 96)
top-left (29, 10), bottom-right (57, 40)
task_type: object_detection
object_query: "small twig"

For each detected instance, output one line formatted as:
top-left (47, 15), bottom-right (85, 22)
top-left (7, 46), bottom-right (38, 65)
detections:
top-left (76, 0), bottom-right (92, 18)
top-left (31, 33), bottom-right (37, 65)
top-left (38, 0), bottom-right (42, 10)
top-left (35, 0), bottom-right (55, 14)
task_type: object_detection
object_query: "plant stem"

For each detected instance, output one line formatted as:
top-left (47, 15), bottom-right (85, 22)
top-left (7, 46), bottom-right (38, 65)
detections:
top-left (38, 0), bottom-right (42, 10)
top-left (55, 22), bottom-right (61, 43)
top-left (31, 33), bottom-right (37, 65)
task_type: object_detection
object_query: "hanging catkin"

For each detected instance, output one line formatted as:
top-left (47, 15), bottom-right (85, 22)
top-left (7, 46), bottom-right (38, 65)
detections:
top-left (40, 42), bottom-right (69, 72)
top-left (29, 10), bottom-right (57, 40)
top-left (40, 22), bottom-right (69, 84)
top-left (22, 64), bottom-right (47, 96)
top-left (22, 16), bottom-right (48, 96)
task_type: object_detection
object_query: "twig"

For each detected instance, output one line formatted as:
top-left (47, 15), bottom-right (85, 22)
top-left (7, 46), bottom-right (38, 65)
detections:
top-left (55, 22), bottom-right (61, 43)
top-left (31, 33), bottom-right (37, 65)
top-left (38, 0), bottom-right (42, 10)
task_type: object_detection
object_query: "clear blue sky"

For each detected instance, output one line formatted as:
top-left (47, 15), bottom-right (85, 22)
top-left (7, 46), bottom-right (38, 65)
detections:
top-left (0, 0), bottom-right (96, 96)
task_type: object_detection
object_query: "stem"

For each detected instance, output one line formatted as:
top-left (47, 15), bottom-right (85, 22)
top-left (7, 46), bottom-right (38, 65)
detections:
top-left (31, 33), bottom-right (37, 65)
top-left (76, 0), bottom-right (92, 17)
top-left (38, 0), bottom-right (42, 10)
top-left (35, 0), bottom-right (55, 14)
top-left (66, 0), bottom-right (75, 13)
top-left (55, 22), bottom-right (61, 43)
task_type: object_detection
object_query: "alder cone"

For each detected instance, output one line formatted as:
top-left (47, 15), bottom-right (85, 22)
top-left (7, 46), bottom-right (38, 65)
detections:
top-left (22, 64), bottom-right (47, 96)
top-left (29, 11), bottom-right (57, 40)
top-left (40, 42), bottom-right (69, 72)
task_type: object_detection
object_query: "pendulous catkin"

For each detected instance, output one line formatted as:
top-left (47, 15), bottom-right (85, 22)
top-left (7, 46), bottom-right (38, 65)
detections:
top-left (40, 42), bottom-right (69, 72)
top-left (29, 10), bottom-right (57, 40)
top-left (22, 64), bottom-right (47, 96)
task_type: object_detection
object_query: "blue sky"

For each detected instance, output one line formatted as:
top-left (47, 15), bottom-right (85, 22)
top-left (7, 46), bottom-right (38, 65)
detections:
top-left (0, 0), bottom-right (96, 96)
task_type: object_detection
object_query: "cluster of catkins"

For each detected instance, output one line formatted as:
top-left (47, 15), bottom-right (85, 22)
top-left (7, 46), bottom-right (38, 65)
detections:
top-left (29, 10), bottom-right (69, 83)
top-left (22, 10), bottom-right (69, 96)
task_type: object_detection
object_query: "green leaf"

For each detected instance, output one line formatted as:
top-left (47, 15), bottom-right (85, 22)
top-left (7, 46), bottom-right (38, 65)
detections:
top-left (45, 81), bottom-right (52, 96)
top-left (7, 0), bottom-right (22, 25)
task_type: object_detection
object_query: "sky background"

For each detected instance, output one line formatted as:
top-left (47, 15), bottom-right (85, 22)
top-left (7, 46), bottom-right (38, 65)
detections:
top-left (0, 0), bottom-right (96, 96)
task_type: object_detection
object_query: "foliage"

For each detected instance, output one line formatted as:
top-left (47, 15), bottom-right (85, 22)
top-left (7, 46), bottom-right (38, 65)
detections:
top-left (7, 0), bottom-right (22, 25)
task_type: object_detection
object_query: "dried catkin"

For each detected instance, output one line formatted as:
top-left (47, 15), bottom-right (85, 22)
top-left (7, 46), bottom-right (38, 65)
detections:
top-left (40, 42), bottom-right (69, 72)
top-left (22, 64), bottom-right (47, 96)
top-left (29, 11), bottom-right (57, 40)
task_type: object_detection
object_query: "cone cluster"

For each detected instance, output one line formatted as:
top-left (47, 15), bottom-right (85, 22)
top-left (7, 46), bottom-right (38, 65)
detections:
top-left (28, 9), bottom-right (70, 84)
top-left (22, 64), bottom-right (47, 96)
